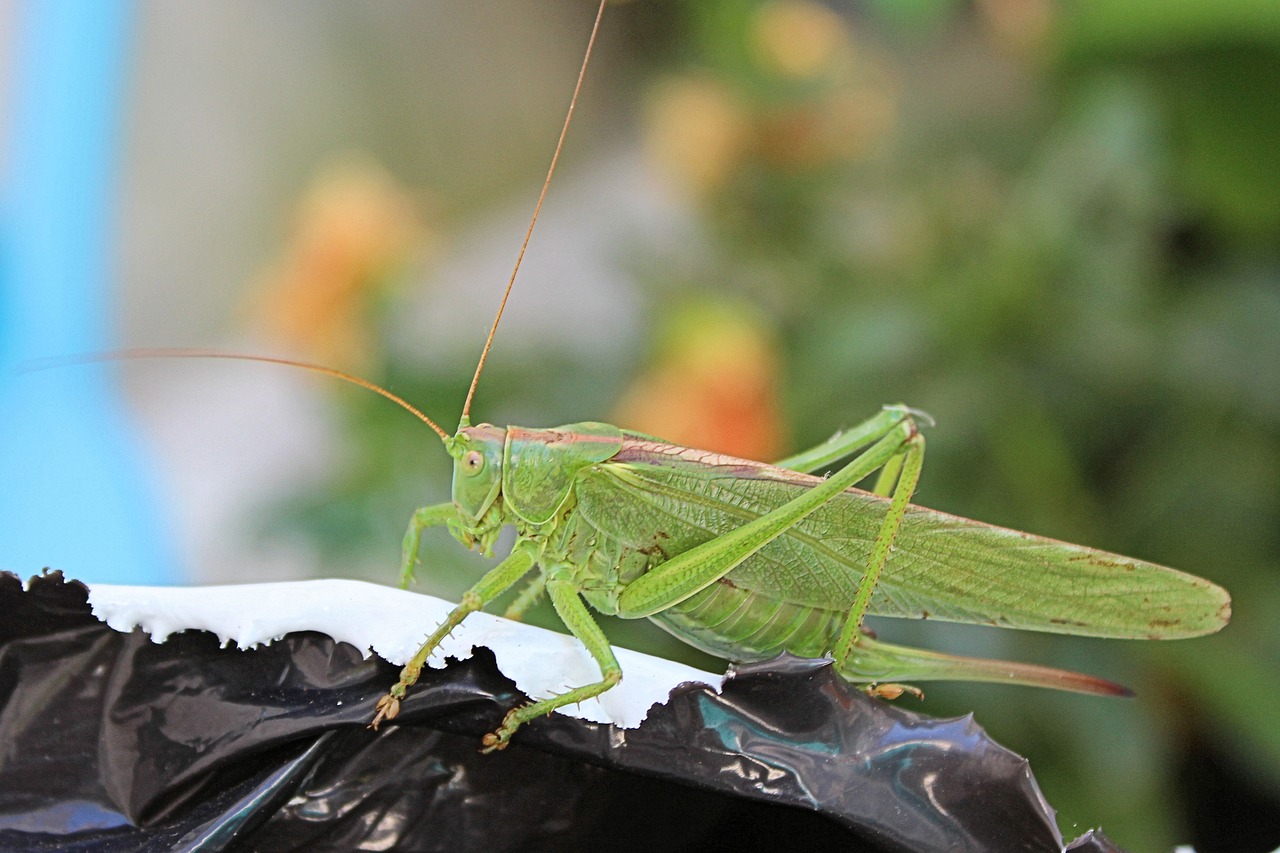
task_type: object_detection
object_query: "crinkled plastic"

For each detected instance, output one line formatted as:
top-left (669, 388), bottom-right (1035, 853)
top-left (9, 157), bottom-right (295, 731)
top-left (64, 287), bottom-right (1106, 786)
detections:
top-left (0, 571), bottom-right (1125, 852)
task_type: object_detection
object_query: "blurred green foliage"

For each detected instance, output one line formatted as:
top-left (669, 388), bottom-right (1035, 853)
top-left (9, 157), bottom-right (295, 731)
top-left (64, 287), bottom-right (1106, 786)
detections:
top-left (265, 2), bottom-right (1279, 849)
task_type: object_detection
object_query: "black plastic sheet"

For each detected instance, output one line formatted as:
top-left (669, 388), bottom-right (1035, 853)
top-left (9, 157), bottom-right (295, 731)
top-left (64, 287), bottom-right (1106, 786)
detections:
top-left (0, 571), bottom-right (1126, 852)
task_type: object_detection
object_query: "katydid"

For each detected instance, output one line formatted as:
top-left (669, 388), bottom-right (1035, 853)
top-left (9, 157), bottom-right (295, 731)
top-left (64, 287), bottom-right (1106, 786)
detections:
top-left (76, 0), bottom-right (1230, 752)
top-left (360, 1), bottom-right (1228, 751)
top-left (364, 402), bottom-right (1231, 750)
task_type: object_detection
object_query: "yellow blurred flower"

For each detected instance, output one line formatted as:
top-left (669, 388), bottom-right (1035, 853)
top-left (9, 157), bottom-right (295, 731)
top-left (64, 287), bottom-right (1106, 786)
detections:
top-left (613, 300), bottom-right (786, 462)
top-left (750, 0), bottom-right (853, 81)
top-left (249, 156), bottom-right (430, 368)
top-left (644, 75), bottom-right (752, 199)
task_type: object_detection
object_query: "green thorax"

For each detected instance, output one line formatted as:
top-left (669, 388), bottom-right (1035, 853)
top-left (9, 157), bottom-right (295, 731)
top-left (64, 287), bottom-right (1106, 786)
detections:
top-left (448, 421), bottom-right (624, 530)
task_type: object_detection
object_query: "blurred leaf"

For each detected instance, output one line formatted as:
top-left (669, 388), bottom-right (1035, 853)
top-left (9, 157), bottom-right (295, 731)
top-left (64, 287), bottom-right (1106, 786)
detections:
top-left (865, 0), bottom-right (963, 35)
top-left (1063, 0), bottom-right (1280, 50)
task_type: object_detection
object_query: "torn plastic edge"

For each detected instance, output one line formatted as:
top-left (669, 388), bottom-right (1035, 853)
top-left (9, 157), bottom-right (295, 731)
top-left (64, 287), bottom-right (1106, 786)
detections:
top-left (4, 571), bottom-right (1131, 851)
top-left (86, 578), bottom-right (723, 729)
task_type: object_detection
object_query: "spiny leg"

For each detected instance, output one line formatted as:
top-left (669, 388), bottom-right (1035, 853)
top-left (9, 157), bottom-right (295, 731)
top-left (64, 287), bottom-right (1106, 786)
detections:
top-left (848, 435), bottom-right (914, 697)
top-left (834, 632), bottom-right (1130, 697)
top-left (777, 403), bottom-right (920, 649)
top-left (399, 502), bottom-right (456, 589)
top-left (502, 574), bottom-right (547, 621)
top-left (785, 414), bottom-right (934, 697)
top-left (482, 566), bottom-right (621, 752)
top-left (831, 431), bottom-right (926, 676)
top-left (372, 540), bottom-right (539, 729)
top-left (871, 450), bottom-right (905, 497)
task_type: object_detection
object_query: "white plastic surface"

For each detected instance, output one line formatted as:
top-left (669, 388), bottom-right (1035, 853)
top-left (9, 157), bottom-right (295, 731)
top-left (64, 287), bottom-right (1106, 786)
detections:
top-left (87, 579), bottom-right (723, 727)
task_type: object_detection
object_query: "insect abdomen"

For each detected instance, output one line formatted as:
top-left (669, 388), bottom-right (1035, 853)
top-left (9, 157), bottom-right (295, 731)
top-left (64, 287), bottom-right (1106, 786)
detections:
top-left (565, 498), bottom-right (847, 663)
top-left (647, 580), bottom-right (844, 663)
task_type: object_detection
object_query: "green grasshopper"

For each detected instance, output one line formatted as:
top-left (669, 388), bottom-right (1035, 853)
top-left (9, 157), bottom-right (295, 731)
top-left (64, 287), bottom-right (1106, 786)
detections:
top-left (354, 2), bottom-right (1230, 751)
top-left (104, 1), bottom-right (1229, 751)
top-left (370, 397), bottom-right (1229, 751)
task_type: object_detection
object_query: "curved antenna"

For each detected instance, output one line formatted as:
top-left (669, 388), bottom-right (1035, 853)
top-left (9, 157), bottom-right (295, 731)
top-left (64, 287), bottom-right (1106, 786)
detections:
top-left (460, 0), bottom-right (607, 422)
top-left (21, 348), bottom-right (451, 440)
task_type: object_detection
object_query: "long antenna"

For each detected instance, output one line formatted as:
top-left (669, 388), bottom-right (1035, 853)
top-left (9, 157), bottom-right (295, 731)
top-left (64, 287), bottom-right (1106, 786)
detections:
top-left (460, 0), bottom-right (607, 422)
top-left (21, 348), bottom-right (451, 440)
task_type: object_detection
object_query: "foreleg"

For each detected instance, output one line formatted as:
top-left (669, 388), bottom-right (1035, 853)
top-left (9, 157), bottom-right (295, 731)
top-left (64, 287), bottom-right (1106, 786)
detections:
top-left (482, 564), bottom-right (622, 751)
top-left (372, 538), bottom-right (540, 728)
top-left (399, 502), bottom-right (457, 588)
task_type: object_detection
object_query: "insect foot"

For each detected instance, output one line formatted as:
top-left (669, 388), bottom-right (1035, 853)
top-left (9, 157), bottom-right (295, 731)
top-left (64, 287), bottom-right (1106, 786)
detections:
top-left (369, 692), bottom-right (401, 730)
top-left (479, 708), bottom-right (525, 754)
top-left (882, 403), bottom-right (937, 429)
top-left (866, 683), bottom-right (926, 701)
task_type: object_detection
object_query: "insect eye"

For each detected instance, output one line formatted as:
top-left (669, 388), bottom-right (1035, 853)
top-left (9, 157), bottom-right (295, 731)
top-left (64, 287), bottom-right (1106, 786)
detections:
top-left (463, 450), bottom-right (485, 473)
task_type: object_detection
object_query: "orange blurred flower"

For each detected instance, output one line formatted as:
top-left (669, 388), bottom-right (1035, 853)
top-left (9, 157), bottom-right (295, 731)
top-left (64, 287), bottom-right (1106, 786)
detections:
top-left (249, 156), bottom-right (429, 368)
top-left (644, 75), bottom-right (752, 199)
top-left (613, 300), bottom-right (786, 462)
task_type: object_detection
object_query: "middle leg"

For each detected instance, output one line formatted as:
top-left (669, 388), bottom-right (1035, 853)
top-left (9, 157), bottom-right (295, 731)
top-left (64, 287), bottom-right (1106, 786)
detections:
top-left (482, 564), bottom-right (621, 751)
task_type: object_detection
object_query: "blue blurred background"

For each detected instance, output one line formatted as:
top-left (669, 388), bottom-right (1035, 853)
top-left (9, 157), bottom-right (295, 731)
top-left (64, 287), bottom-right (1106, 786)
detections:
top-left (1, 2), bottom-right (1277, 849)
top-left (0, 3), bottom-right (174, 584)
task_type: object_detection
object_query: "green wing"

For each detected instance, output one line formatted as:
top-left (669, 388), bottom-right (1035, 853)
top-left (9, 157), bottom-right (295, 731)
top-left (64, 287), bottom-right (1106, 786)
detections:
top-left (573, 439), bottom-right (1230, 639)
